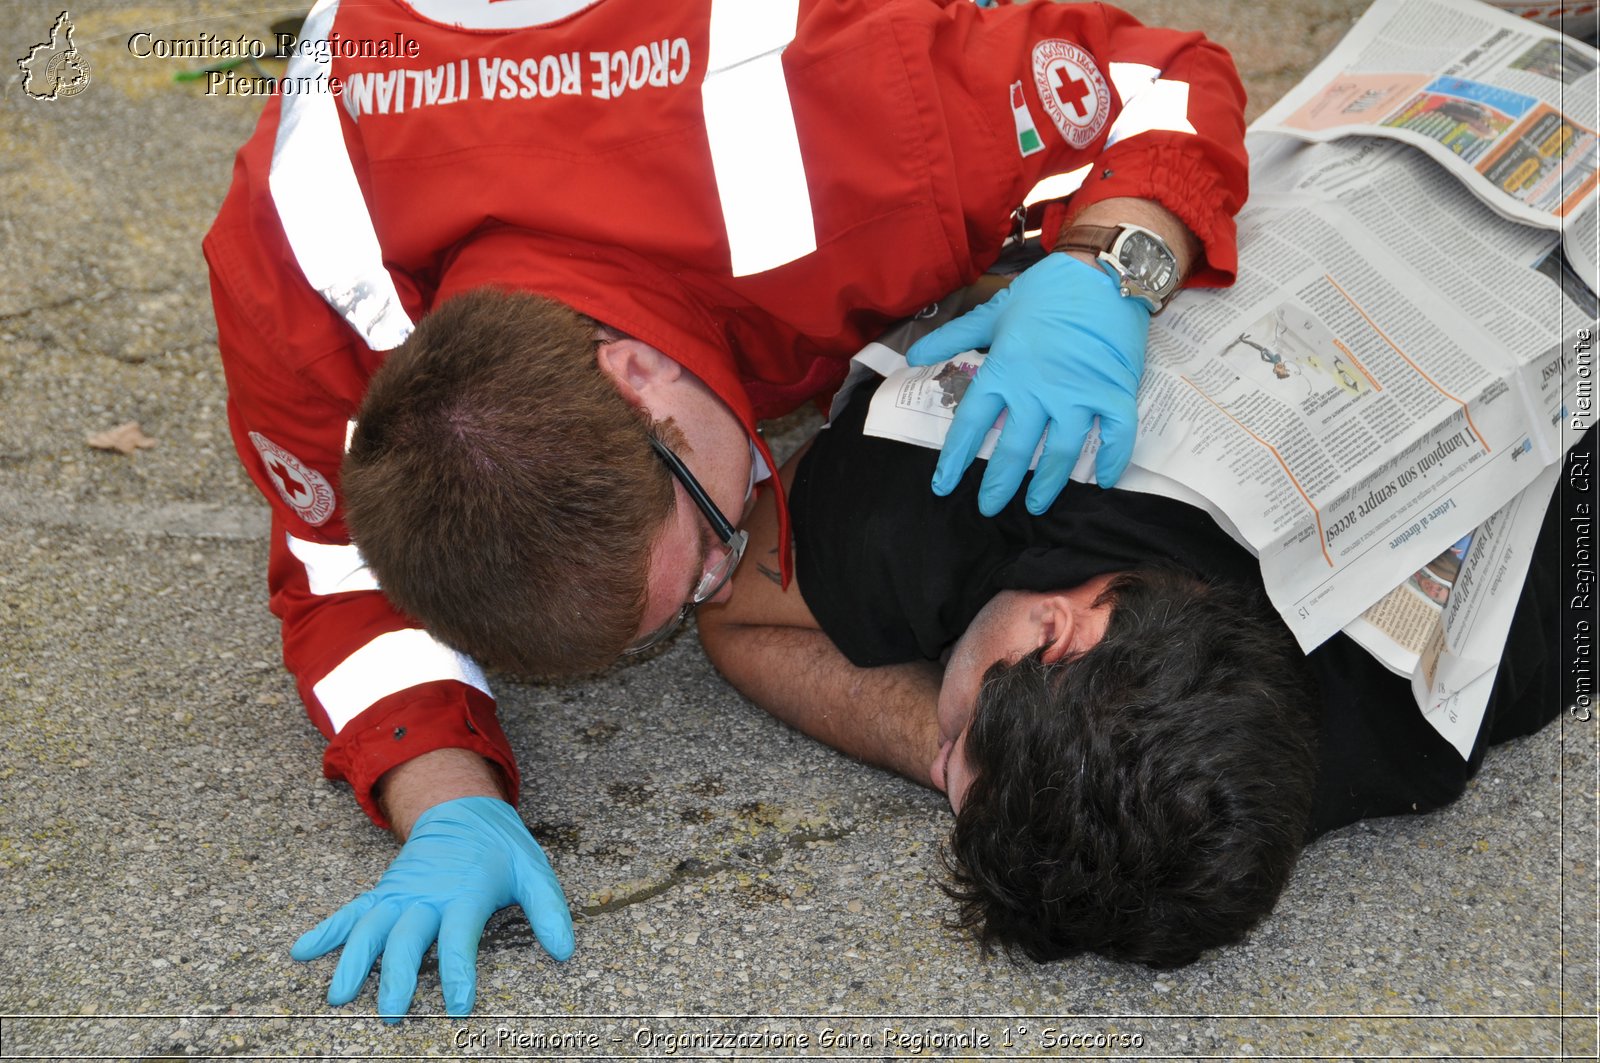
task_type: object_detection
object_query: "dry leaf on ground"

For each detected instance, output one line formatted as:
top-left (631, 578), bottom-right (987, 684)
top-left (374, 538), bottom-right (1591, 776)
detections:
top-left (86, 421), bottom-right (157, 454)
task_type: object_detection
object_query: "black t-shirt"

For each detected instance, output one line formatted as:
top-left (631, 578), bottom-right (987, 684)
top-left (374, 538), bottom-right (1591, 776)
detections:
top-left (792, 382), bottom-right (1564, 837)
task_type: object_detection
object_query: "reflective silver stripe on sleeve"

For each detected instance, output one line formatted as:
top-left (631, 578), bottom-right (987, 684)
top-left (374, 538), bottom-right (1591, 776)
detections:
top-left (1022, 163), bottom-right (1093, 208)
top-left (313, 629), bottom-right (493, 733)
top-left (269, 0), bottom-right (415, 352)
top-left (404, 0), bottom-right (601, 29)
top-left (703, 0), bottom-right (815, 277)
top-left (1105, 62), bottom-right (1195, 147)
top-left (287, 534), bottom-right (381, 596)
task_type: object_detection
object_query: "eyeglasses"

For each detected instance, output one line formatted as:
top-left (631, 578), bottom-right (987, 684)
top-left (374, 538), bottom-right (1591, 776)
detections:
top-left (622, 435), bottom-right (750, 655)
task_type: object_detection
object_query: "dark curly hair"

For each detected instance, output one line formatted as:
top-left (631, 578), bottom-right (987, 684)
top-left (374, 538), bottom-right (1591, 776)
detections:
top-left (944, 565), bottom-right (1319, 968)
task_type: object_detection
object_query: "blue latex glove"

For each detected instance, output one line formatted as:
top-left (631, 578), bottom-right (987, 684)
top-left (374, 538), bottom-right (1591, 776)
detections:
top-left (291, 796), bottom-right (574, 1021)
top-left (906, 253), bottom-right (1151, 514)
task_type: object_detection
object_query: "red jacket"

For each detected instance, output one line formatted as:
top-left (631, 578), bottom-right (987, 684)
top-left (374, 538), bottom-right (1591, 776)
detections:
top-left (205, 0), bottom-right (1247, 827)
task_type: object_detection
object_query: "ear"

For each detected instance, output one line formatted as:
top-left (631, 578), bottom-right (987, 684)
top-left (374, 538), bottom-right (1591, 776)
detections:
top-left (1032, 592), bottom-right (1080, 664)
top-left (595, 337), bottom-right (682, 408)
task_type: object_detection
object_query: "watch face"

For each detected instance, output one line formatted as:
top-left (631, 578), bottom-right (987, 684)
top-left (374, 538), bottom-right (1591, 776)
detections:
top-left (1120, 230), bottom-right (1175, 292)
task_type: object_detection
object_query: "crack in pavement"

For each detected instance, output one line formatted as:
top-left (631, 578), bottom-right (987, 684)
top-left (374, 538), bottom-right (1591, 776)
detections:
top-left (476, 822), bottom-right (861, 952)
top-left (0, 493), bottom-right (268, 541)
top-left (575, 823), bottom-right (857, 919)
top-left (0, 285), bottom-right (184, 325)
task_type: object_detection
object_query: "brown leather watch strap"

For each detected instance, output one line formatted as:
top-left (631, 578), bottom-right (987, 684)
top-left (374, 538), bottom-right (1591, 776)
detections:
top-left (1051, 224), bottom-right (1121, 256)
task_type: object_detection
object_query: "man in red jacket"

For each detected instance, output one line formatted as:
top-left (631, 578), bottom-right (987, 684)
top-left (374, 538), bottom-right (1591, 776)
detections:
top-left (207, 0), bottom-right (1247, 1018)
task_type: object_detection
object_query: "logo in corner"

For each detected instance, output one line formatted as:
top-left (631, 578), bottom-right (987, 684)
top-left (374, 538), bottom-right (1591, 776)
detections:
top-left (1031, 39), bottom-right (1109, 149)
top-left (250, 432), bottom-right (336, 526)
top-left (17, 11), bottom-right (92, 100)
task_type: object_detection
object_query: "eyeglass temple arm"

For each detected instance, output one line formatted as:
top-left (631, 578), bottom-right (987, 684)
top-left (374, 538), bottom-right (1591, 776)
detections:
top-left (648, 435), bottom-right (740, 543)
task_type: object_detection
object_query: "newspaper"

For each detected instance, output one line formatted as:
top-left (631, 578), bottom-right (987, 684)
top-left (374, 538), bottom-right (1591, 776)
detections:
top-left (1254, 0), bottom-right (1599, 289)
top-left (855, 131), bottom-right (1587, 651)
top-left (840, 0), bottom-right (1594, 758)
top-left (1343, 463), bottom-right (1559, 756)
top-left (1141, 131), bottom-right (1584, 653)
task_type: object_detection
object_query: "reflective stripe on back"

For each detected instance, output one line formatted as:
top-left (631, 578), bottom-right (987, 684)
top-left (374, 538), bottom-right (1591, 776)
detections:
top-left (703, 0), bottom-right (816, 277)
top-left (270, 0), bottom-right (820, 345)
top-left (269, 0), bottom-right (415, 351)
top-left (404, 0), bottom-right (603, 30)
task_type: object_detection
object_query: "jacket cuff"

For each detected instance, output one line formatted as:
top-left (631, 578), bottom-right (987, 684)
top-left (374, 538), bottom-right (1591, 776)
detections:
top-left (319, 682), bottom-right (520, 830)
top-left (1042, 141), bottom-right (1242, 289)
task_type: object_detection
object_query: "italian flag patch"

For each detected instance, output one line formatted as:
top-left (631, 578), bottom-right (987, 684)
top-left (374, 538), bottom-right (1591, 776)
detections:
top-left (1011, 81), bottom-right (1044, 156)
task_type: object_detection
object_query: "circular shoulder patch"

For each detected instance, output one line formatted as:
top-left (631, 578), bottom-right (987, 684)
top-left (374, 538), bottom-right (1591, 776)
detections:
top-left (249, 432), bottom-right (336, 526)
top-left (1032, 39), bottom-right (1111, 150)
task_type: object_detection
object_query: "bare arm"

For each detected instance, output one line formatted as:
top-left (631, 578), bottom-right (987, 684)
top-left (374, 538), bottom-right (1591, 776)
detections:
top-left (698, 446), bottom-right (943, 787)
top-left (376, 748), bottom-right (508, 840)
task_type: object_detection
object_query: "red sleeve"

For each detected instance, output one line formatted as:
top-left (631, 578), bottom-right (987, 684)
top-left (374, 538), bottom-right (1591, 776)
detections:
top-left (205, 107), bottom-right (519, 830)
top-left (923, 0), bottom-right (1248, 288)
top-left (1048, 4), bottom-right (1248, 289)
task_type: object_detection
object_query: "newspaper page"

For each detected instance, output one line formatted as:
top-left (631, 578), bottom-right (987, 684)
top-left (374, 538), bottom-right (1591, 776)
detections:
top-left (1254, 0), bottom-right (1599, 282)
top-left (1342, 464), bottom-right (1559, 756)
top-left (857, 131), bottom-right (1587, 651)
top-left (1144, 133), bottom-right (1586, 650)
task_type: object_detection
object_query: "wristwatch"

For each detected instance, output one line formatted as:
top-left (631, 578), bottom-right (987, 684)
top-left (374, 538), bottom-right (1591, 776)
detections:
top-left (1053, 222), bottom-right (1181, 313)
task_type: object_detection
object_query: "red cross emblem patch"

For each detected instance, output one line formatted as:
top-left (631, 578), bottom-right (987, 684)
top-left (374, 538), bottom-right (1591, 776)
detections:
top-left (250, 432), bottom-right (336, 526)
top-left (1032, 39), bottom-right (1110, 149)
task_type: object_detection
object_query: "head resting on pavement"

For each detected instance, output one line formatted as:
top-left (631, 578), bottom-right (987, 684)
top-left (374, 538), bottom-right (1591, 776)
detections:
top-left (943, 564), bottom-right (1320, 968)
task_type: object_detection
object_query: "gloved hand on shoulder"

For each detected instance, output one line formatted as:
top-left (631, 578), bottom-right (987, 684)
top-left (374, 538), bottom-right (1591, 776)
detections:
top-left (906, 252), bottom-right (1150, 515)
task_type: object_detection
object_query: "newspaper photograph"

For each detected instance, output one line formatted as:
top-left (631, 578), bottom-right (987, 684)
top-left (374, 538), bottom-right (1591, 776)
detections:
top-left (1254, 0), bottom-right (1599, 282)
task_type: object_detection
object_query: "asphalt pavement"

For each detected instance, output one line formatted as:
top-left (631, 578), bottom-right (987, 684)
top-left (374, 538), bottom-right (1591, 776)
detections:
top-left (1, 0), bottom-right (1596, 1058)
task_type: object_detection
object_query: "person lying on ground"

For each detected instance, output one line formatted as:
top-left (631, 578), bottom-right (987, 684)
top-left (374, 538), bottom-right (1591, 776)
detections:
top-left (699, 346), bottom-right (1567, 964)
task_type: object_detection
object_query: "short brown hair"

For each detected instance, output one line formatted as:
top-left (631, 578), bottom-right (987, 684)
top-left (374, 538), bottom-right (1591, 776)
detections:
top-left (343, 288), bottom-right (674, 675)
